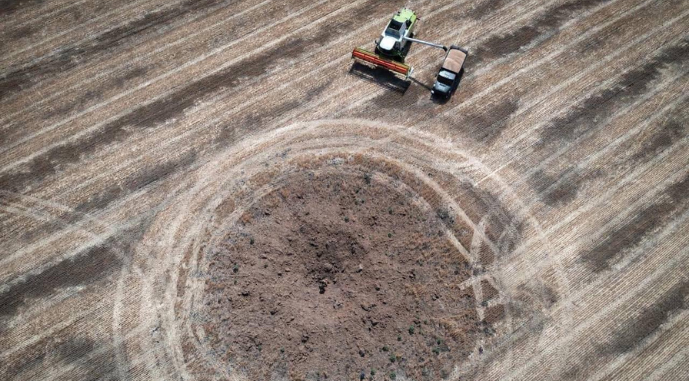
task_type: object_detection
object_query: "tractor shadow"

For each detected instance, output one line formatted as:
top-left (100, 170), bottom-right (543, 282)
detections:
top-left (348, 62), bottom-right (411, 94)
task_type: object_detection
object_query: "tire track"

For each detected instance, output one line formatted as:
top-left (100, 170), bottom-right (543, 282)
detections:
top-left (0, 0), bottom-right (668, 264)
top-left (0, 0), bottom-right (652, 276)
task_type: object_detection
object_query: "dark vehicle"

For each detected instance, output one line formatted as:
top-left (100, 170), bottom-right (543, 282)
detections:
top-left (431, 45), bottom-right (468, 100)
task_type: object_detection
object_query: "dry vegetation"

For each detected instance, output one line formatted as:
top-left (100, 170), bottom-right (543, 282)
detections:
top-left (0, 0), bottom-right (687, 380)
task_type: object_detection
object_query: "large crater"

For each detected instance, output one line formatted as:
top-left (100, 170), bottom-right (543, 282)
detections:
top-left (119, 121), bottom-right (563, 381)
top-left (200, 166), bottom-right (483, 380)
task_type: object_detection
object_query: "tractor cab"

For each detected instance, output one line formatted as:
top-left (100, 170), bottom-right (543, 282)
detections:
top-left (376, 8), bottom-right (417, 61)
top-left (379, 20), bottom-right (405, 52)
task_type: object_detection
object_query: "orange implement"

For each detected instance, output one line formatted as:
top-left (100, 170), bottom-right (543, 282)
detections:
top-left (352, 47), bottom-right (412, 78)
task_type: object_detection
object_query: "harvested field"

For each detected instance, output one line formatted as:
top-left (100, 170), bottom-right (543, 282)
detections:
top-left (0, 0), bottom-right (687, 380)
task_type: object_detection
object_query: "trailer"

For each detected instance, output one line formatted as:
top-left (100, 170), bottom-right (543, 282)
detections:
top-left (431, 45), bottom-right (468, 100)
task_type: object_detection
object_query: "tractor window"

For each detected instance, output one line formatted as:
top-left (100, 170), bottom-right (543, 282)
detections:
top-left (385, 20), bottom-right (403, 38)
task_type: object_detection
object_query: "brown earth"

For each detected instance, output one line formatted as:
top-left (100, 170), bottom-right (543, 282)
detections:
top-left (1, 0), bottom-right (688, 380)
top-left (202, 167), bottom-right (480, 380)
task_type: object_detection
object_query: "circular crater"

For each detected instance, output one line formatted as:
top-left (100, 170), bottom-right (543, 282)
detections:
top-left (115, 120), bottom-right (568, 381)
top-left (201, 165), bottom-right (480, 380)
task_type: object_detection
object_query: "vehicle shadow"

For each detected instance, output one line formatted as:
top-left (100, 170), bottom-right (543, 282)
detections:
top-left (348, 62), bottom-right (411, 94)
top-left (410, 76), bottom-right (432, 91)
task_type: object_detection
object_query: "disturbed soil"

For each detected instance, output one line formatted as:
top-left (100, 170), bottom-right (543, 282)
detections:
top-left (202, 169), bottom-right (480, 380)
top-left (1, 0), bottom-right (688, 380)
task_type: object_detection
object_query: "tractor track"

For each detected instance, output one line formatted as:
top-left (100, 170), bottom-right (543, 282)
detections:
top-left (1, 0), bottom-right (687, 379)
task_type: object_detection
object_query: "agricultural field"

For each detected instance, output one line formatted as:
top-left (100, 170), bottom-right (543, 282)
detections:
top-left (0, 0), bottom-right (687, 380)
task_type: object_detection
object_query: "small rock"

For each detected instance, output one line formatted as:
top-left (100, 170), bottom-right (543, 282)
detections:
top-left (357, 264), bottom-right (363, 273)
top-left (324, 263), bottom-right (333, 272)
top-left (361, 303), bottom-right (376, 312)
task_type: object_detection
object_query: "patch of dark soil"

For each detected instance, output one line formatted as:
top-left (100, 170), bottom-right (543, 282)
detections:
top-left (467, 0), bottom-right (611, 70)
top-left (542, 285), bottom-right (559, 308)
top-left (461, 99), bottom-right (519, 143)
top-left (4, 24), bottom-right (36, 41)
top-left (12, 150), bottom-right (181, 246)
top-left (0, 0), bottom-right (225, 99)
top-left (558, 279), bottom-right (688, 379)
top-left (0, 218), bottom-right (150, 320)
top-left (529, 168), bottom-right (604, 206)
top-left (42, 90), bottom-right (104, 120)
top-left (601, 280), bottom-right (689, 354)
top-left (0, 0), bottom-right (45, 16)
top-left (466, 0), bottom-right (507, 20)
top-left (0, 335), bottom-right (118, 380)
top-left (77, 150), bottom-right (197, 214)
top-left (481, 279), bottom-right (499, 302)
top-left (216, 79), bottom-right (333, 147)
top-left (43, 66), bottom-right (151, 120)
top-left (581, 173), bottom-right (689, 272)
top-left (630, 119), bottom-right (687, 163)
top-left (0, 87), bottom-right (203, 195)
top-left (201, 168), bottom-right (480, 380)
top-left (539, 39), bottom-right (689, 147)
top-left (0, 244), bottom-right (119, 319)
top-left (483, 304), bottom-right (506, 325)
